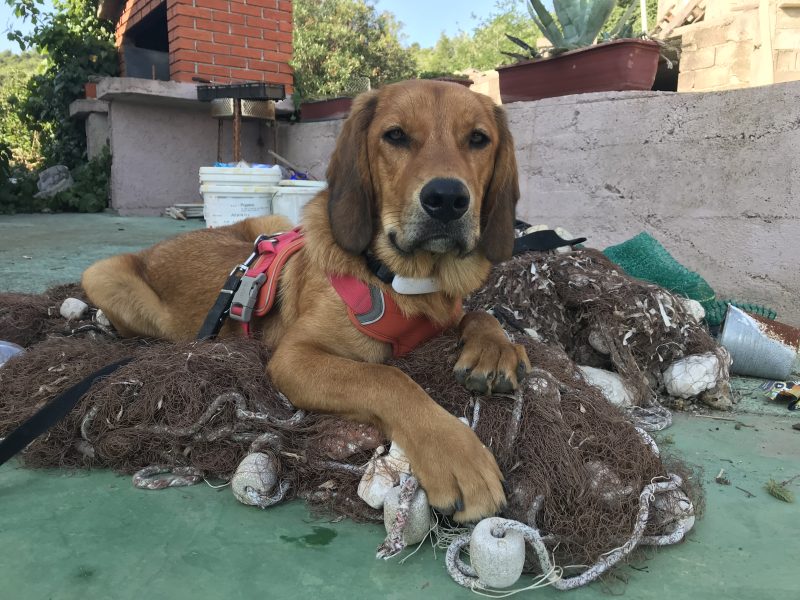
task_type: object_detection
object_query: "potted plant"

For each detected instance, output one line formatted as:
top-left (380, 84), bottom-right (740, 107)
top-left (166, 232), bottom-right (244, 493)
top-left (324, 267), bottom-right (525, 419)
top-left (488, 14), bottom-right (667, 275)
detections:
top-left (497, 0), bottom-right (660, 104)
top-left (298, 76), bottom-right (371, 122)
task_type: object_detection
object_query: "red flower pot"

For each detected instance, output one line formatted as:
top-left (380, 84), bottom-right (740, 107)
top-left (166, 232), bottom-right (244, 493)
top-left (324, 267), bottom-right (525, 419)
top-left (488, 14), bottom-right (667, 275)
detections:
top-left (300, 97), bottom-right (354, 122)
top-left (497, 39), bottom-right (660, 104)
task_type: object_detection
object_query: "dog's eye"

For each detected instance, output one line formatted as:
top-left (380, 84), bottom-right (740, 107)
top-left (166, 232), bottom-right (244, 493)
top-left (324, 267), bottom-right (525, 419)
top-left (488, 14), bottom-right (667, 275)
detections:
top-left (469, 130), bottom-right (490, 148)
top-left (383, 127), bottom-right (408, 145)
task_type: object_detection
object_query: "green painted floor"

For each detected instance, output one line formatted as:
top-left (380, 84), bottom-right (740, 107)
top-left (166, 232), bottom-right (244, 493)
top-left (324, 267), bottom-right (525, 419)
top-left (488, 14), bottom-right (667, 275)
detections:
top-left (1, 213), bottom-right (798, 599)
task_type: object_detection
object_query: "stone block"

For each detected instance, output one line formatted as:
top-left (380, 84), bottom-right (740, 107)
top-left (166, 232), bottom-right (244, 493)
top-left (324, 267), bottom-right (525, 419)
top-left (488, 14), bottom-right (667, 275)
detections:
top-left (706, 0), bottom-right (744, 21)
top-left (775, 50), bottom-right (798, 72)
top-left (693, 65), bottom-right (734, 90)
top-left (773, 28), bottom-right (800, 51)
top-left (725, 12), bottom-right (758, 42)
top-left (714, 41), bottom-right (753, 67)
top-left (774, 70), bottom-right (800, 84)
top-left (680, 29), bottom-right (697, 51)
top-left (677, 70), bottom-right (695, 92)
top-left (777, 6), bottom-right (800, 29)
top-left (730, 58), bottom-right (752, 81)
top-left (681, 46), bottom-right (716, 71)
top-left (692, 23), bottom-right (733, 47)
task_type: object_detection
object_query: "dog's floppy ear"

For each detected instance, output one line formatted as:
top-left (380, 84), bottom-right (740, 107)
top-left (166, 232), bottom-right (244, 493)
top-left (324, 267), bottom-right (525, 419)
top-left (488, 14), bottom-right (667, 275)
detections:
top-left (479, 105), bottom-right (520, 263)
top-left (326, 90), bottom-right (379, 255)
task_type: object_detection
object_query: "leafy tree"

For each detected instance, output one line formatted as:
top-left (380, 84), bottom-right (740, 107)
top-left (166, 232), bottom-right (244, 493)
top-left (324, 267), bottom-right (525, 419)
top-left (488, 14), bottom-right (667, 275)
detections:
top-left (0, 50), bottom-right (45, 168)
top-left (291, 0), bottom-right (416, 101)
top-left (410, 0), bottom-right (541, 73)
top-left (611, 0), bottom-right (659, 34)
top-left (5, 0), bottom-right (118, 169)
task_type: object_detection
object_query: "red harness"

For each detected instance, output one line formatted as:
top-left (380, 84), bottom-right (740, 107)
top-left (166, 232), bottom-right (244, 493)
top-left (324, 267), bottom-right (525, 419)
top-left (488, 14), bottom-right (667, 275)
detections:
top-left (329, 275), bottom-right (460, 357)
top-left (229, 230), bottom-right (457, 355)
top-left (229, 228), bottom-right (306, 335)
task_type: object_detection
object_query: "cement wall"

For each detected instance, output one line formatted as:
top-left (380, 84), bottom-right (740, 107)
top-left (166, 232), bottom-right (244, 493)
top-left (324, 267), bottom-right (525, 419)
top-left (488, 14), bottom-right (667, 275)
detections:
top-left (277, 82), bottom-right (800, 325)
top-left (108, 100), bottom-right (272, 214)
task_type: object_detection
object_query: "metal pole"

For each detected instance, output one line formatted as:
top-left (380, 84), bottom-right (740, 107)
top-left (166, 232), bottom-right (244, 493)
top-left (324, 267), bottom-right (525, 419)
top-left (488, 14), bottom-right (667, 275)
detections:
top-left (640, 0), bottom-right (648, 33)
top-left (233, 98), bottom-right (242, 163)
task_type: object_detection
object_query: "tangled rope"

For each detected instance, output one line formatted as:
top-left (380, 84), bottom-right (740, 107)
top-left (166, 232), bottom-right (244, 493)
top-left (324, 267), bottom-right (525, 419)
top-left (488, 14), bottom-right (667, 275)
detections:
top-left (376, 475), bottom-right (421, 559)
top-left (445, 473), bottom-right (693, 592)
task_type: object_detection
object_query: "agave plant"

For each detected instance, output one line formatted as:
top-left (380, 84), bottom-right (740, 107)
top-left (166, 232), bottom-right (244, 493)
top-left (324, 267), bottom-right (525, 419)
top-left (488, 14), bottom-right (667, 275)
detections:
top-left (503, 0), bottom-right (638, 61)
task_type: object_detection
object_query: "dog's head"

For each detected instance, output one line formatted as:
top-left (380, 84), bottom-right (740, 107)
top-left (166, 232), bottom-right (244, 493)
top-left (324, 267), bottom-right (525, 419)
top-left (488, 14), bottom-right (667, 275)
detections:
top-left (325, 80), bottom-right (519, 270)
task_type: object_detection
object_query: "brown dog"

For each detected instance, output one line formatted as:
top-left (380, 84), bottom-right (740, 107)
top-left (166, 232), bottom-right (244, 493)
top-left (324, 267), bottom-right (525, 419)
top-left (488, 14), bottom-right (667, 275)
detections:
top-left (82, 80), bottom-right (530, 521)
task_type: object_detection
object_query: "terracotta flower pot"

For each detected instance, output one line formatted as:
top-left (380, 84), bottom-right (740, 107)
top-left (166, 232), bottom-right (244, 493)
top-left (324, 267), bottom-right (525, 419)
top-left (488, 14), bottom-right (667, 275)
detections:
top-left (497, 39), bottom-right (660, 104)
top-left (84, 82), bottom-right (98, 99)
top-left (300, 97), bottom-right (354, 122)
top-left (431, 76), bottom-right (474, 88)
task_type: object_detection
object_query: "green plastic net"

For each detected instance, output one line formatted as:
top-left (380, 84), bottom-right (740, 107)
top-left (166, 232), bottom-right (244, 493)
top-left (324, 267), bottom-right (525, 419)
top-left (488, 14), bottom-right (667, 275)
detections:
top-left (603, 232), bottom-right (775, 327)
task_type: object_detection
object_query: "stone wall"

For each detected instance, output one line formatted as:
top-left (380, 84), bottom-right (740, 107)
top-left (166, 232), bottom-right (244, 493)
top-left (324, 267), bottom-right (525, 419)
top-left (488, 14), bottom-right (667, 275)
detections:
top-left (677, 0), bottom-right (800, 92)
top-left (277, 83), bottom-right (800, 325)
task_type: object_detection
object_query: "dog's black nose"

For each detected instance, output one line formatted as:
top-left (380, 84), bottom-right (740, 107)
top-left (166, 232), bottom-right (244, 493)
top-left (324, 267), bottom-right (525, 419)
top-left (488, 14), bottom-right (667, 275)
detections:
top-left (419, 178), bottom-right (470, 223)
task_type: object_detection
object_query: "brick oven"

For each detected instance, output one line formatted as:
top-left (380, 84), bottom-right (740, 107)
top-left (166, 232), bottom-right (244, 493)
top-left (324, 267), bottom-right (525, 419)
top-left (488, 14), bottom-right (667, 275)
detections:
top-left (99, 0), bottom-right (293, 90)
top-left (69, 1), bottom-right (296, 215)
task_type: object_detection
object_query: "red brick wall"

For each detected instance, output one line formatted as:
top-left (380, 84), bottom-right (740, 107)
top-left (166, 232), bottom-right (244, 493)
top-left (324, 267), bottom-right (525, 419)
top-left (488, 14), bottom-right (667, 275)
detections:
top-left (115, 0), bottom-right (293, 90)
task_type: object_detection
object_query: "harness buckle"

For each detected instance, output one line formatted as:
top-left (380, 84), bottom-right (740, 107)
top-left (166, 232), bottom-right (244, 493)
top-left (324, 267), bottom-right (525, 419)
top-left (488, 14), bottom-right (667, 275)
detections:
top-left (229, 273), bottom-right (267, 323)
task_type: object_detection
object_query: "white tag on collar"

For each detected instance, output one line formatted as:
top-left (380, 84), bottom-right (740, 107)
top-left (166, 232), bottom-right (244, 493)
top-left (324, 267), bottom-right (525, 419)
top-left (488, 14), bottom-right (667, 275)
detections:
top-left (391, 276), bottom-right (440, 295)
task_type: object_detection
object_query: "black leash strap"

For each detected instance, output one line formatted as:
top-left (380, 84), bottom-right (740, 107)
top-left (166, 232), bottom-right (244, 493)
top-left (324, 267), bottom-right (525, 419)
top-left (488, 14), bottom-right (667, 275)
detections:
top-left (512, 229), bottom-right (587, 256)
top-left (0, 357), bottom-right (133, 467)
top-left (196, 269), bottom-right (244, 341)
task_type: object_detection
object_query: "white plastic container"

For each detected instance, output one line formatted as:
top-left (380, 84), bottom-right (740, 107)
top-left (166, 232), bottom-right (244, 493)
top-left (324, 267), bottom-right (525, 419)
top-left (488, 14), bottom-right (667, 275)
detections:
top-left (272, 180), bottom-right (328, 225)
top-left (199, 165), bottom-right (282, 227)
top-left (201, 183), bottom-right (279, 227)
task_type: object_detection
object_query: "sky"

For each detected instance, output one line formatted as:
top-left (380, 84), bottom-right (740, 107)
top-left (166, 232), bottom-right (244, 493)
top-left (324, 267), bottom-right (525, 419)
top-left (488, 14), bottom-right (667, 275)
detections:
top-left (0, 0), bottom-right (550, 53)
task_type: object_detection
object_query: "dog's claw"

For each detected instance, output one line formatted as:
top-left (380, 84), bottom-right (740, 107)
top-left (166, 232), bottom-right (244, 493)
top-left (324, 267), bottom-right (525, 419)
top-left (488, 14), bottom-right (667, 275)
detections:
top-left (454, 367), bottom-right (470, 386)
top-left (454, 328), bottom-right (531, 395)
top-left (516, 361), bottom-right (529, 384)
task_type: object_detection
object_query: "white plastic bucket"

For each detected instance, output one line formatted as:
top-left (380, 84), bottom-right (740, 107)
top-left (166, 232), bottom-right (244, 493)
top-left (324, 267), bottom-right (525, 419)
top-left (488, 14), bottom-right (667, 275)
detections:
top-left (201, 183), bottom-right (278, 227)
top-left (272, 180), bottom-right (328, 225)
top-left (199, 165), bottom-right (282, 227)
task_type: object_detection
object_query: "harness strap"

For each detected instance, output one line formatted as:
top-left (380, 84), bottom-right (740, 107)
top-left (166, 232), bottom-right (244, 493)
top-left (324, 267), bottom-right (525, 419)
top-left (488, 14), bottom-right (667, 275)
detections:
top-left (196, 268), bottom-right (246, 340)
top-left (229, 228), bottom-right (305, 335)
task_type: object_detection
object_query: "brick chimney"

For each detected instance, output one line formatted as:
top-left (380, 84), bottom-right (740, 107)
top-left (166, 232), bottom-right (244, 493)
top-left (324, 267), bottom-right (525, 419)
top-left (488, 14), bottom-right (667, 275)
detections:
top-left (108, 0), bottom-right (293, 90)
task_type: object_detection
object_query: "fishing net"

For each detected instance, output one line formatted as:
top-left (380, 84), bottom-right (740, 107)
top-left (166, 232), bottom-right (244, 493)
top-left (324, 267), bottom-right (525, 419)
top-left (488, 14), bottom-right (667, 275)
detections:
top-left (0, 249), bottom-right (713, 576)
top-left (603, 232), bottom-right (716, 306)
top-left (602, 232), bottom-right (776, 328)
top-left (467, 248), bottom-right (728, 416)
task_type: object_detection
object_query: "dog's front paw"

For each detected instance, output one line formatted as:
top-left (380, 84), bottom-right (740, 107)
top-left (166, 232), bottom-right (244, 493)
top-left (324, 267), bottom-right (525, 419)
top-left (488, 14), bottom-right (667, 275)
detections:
top-left (454, 312), bottom-right (531, 394)
top-left (399, 410), bottom-right (505, 522)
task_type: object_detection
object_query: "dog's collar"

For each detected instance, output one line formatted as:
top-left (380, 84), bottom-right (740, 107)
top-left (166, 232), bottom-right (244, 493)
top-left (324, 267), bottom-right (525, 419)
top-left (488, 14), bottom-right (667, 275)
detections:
top-left (364, 252), bottom-right (440, 295)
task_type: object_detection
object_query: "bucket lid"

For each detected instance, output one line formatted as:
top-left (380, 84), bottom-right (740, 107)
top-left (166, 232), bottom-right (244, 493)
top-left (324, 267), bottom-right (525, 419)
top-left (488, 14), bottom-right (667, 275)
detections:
top-left (278, 179), bottom-right (327, 188)
top-left (200, 165), bottom-right (281, 174)
top-left (200, 183), bottom-right (278, 193)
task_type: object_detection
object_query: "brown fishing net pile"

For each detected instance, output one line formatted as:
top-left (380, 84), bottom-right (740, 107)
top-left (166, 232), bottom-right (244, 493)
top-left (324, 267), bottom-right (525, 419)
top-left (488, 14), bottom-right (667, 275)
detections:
top-left (467, 249), bottom-right (727, 408)
top-left (0, 251), bottom-right (711, 567)
top-left (0, 283), bottom-right (91, 347)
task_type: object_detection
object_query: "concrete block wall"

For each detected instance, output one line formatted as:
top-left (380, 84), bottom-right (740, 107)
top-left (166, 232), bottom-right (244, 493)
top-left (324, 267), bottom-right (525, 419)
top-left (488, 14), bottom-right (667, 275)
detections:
top-left (677, 8), bottom-right (759, 92)
top-left (114, 0), bottom-right (293, 89)
top-left (774, 4), bottom-right (800, 83)
top-left (678, 1), bottom-right (800, 92)
top-left (276, 83), bottom-right (800, 325)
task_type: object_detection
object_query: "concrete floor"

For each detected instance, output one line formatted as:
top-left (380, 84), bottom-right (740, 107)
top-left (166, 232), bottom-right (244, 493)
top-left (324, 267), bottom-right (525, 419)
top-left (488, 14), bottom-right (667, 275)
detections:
top-left (0, 213), bottom-right (798, 599)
